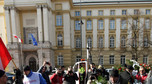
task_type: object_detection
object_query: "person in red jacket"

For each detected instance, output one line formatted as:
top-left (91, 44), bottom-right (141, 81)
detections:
top-left (50, 69), bottom-right (63, 84)
top-left (135, 66), bottom-right (148, 83)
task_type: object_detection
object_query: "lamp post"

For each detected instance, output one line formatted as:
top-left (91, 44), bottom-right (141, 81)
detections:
top-left (79, 0), bottom-right (83, 59)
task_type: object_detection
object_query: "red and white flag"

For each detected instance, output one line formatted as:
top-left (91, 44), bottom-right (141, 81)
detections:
top-left (0, 38), bottom-right (12, 70)
top-left (13, 34), bottom-right (23, 43)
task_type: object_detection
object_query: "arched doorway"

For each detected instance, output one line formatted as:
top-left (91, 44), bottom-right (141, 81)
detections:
top-left (29, 57), bottom-right (36, 71)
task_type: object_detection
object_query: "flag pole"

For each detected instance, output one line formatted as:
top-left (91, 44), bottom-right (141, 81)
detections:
top-left (11, 59), bottom-right (18, 69)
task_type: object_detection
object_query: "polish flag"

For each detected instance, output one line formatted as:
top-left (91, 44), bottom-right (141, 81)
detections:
top-left (13, 34), bottom-right (23, 43)
top-left (0, 38), bottom-right (12, 70)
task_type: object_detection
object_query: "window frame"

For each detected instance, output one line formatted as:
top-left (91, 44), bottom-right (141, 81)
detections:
top-left (75, 20), bottom-right (80, 30)
top-left (99, 37), bottom-right (103, 48)
top-left (56, 15), bottom-right (62, 26)
top-left (87, 20), bottom-right (92, 30)
top-left (110, 10), bottom-right (115, 15)
top-left (57, 55), bottom-right (63, 66)
top-left (57, 34), bottom-right (63, 46)
top-left (98, 20), bottom-right (104, 30)
top-left (76, 37), bottom-right (81, 48)
top-left (121, 55), bottom-right (126, 65)
top-left (75, 11), bottom-right (80, 16)
top-left (87, 11), bottom-right (92, 16)
top-left (109, 55), bottom-right (114, 64)
top-left (110, 19), bottom-right (115, 29)
top-left (87, 37), bottom-right (92, 48)
top-left (110, 36), bottom-right (115, 48)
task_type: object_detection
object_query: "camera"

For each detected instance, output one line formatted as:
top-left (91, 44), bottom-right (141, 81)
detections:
top-left (46, 62), bottom-right (50, 64)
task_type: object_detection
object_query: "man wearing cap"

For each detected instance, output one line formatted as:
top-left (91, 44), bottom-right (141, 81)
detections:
top-left (23, 65), bottom-right (47, 84)
top-left (0, 70), bottom-right (7, 84)
top-left (108, 69), bottom-right (122, 84)
top-left (120, 65), bottom-right (134, 84)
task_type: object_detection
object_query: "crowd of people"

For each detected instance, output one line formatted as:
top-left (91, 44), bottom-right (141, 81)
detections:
top-left (1, 61), bottom-right (152, 84)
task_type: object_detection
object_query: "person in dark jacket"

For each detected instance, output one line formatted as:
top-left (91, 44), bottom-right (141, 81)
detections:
top-left (108, 69), bottom-right (123, 84)
top-left (64, 70), bottom-right (78, 84)
top-left (38, 61), bottom-right (52, 84)
top-left (120, 65), bottom-right (134, 84)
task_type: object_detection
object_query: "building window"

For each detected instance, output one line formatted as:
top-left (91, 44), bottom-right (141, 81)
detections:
top-left (132, 37), bottom-right (137, 48)
top-left (134, 9), bottom-right (139, 15)
top-left (87, 11), bottom-right (92, 16)
top-left (76, 38), bottom-right (81, 48)
top-left (98, 10), bottom-right (103, 16)
top-left (56, 15), bottom-right (62, 26)
top-left (143, 55), bottom-right (148, 64)
top-left (57, 55), bottom-right (63, 66)
top-left (110, 36), bottom-right (114, 48)
top-left (99, 37), bottom-right (103, 48)
top-left (75, 20), bottom-right (80, 30)
top-left (132, 55), bottom-right (135, 60)
top-left (28, 33), bottom-right (33, 44)
top-left (87, 37), bottom-right (92, 48)
top-left (98, 20), bottom-right (104, 30)
top-left (76, 56), bottom-right (81, 62)
top-left (109, 55), bottom-right (114, 64)
top-left (121, 55), bottom-right (126, 65)
top-left (75, 11), bottom-right (80, 16)
top-left (110, 10), bottom-right (115, 15)
top-left (122, 10), bottom-right (127, 15)
top-left (121, 36), bottom-right (126, 48)
top-left (110, 20), bottom-right (115, 29)
top-left (121, 19), bottom-right (127, 29)
top-left (145, 19), bottom-right (150, 29)
top-left (144, 37), bottom-right (148, 47)
top-left (57, 34), bottom-right (63, 46)
top-left (87, 20), bottom-right (92, 30)
top-left (89, 55), bottom-right (92, 64)
top-left (99, 56), bottom-right (103, 65)
top-left (146, 9), bottom-right (150, 15)
top-left (133, 19), bottom-right (138, 29)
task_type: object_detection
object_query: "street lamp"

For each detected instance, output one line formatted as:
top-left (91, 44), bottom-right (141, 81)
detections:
top-left (79, 0), bottom-right (84, 59)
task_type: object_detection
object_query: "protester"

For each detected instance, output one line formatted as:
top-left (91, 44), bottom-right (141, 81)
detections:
top-left (120, 65), bottom-right (134, 84)
top-left (87, 74), bottom-right (98, 84)
top-left (23, 65), bottom-right (47, 84)
top-left (89, 63), bottom-right (97, 74)
top-left (108, 69), bottom-right (123, 84)
top-left (95, 69), bottom-right (107, 84)
top-left (38, 61), bottom-right (52, 84)
top-left (63, 66), bottom-right (78, 84)
top-left (135, 66), bottom-right (147, 83)
top-left (98, 65), bottom-right (109, 80)
top-left (0, 70), bottom-right (7, 84)
top-left (50, 69), bottom-right (63, 84)
top-left (60, 66), bottom-right (66, 76)
top-left (79, 63), bottom-right (86, 84)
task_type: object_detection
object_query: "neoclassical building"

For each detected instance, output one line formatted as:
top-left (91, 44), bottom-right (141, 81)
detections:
top-left (1, 0), bottom-right (152, 71)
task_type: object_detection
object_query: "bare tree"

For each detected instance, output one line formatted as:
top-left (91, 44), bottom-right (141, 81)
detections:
top-left (120, 11), bottom-right (150, 62)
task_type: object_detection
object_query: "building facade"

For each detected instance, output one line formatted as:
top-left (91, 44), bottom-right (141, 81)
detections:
top-left (1, 0), bottom-right (152, 71)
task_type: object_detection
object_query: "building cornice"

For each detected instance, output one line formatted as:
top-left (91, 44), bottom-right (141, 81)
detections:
top-left (71, 15), bottom-right (152, 20)
top-left (71, 4), bottom-right (152, 9)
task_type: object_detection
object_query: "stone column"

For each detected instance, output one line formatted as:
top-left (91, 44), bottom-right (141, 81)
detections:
top-left (93, 19), bottom-right (97, 49)
top-left (36, 5), bottom-right (43, 42)
top-left (63, 13), bottom-right (70, 48)
top-left (42, 5), bottom-right (49, 42)
top-left (4, 6), bottom-right (12, 44)
top-left (10, 6), bottom-right (17, 42)
top-left (116, 18), bottom-right (120, 49)
top-left (104, 19), bottom-right (109, 49)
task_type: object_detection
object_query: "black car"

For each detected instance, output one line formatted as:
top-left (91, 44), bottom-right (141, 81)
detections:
top-left (6, 72), bottom-right (15, 84)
